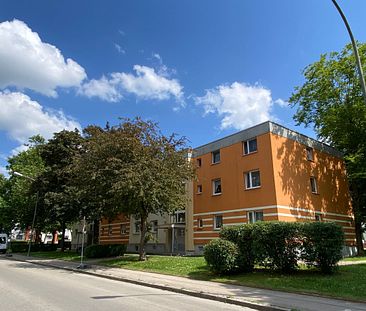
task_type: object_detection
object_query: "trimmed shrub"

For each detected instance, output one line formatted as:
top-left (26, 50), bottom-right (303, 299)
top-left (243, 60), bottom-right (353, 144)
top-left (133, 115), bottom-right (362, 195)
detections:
top-left (204, 238), bottom-right (239, 274)
top-left (9, 241), bottom-right (28, 253)
top-left (220, 225), bottom-right (255, 272)
top-left (301, 222), bottom-right (344, 273)
top-left (10, 241), bottom-right (58, 253)
top-left (84, 244), bottom-right (127, 258)
top-left (252, 222), bottom-right (302, 272)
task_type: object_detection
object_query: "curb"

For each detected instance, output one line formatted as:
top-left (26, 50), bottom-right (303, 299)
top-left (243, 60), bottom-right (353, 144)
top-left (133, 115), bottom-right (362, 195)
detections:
top-left (4, 256), bottom-right (289, 311)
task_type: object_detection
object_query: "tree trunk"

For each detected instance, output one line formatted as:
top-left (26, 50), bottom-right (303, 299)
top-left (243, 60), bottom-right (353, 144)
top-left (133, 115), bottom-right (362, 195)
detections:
top-left (60, 223), bottom-right (66, 252)
top-left (350, 181), bottom-right (364, 256)
top-left (139, 214), bottom-right (148, 261)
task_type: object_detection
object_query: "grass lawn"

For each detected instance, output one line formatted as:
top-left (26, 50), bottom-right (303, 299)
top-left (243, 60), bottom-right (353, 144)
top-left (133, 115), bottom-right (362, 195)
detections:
top-left (28, 250), bottom-right (81, 261)
top-left (102, 255), bottom-right (366, 302)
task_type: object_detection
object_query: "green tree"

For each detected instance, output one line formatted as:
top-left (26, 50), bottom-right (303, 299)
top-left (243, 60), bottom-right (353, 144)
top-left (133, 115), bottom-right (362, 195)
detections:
top-left (5, 136), bottom-right (45, 234)
top-left (73, 118), bottom-right (194, 260)
top-left (289, 43), bottom-right (366, 254)
top-left (34, 130), bottom-right (84, 250)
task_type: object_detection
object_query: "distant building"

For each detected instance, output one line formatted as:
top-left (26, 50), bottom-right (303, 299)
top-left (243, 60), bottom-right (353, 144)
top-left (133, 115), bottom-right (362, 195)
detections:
top-left (100, 121), bottom-right (356, 255)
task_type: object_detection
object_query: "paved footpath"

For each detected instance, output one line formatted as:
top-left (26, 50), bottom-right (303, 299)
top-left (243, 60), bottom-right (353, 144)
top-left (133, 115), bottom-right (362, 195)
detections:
top-left (4, 254), bottom-right (366, 311)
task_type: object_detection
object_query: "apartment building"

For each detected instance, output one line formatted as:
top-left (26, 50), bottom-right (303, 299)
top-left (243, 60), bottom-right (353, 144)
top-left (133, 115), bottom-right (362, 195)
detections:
top-left (192, 121), bottom-right (355, 254)
top-left (99, 121), bottom-right (356, 255)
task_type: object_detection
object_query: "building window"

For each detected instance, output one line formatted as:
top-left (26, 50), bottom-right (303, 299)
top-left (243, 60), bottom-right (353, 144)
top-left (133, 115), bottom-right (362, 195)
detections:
top-left (243, 138), bottom-right (257, 155)
top-left (310, 177), bottom-right (318, 194)
top-left (173, 211), bottom-right (185, 223)
top-left (150, 220), bottom-right (158, 233)
top-left (315, 213), bottom-right (322, 222)
top-left (245, 170), bottom-right (261, 189)
top-left (133, 221), bottom-right (141, 234)
top-left (197, 218), bottom-right (203, 228)
top-left (197, 158), bottom-right (202, 167)
top-left (197, 184), bottom-right (202, 194)
top-left (248, 211), bottom-right (263, 223)
top-left (306, 147), bottom-right (314, 161)
top-left (108, 224), bottom-right (113, 235)
top-left (212, 150), bottom-right (220, 164)
top-left (120, 224), bottom-right (127, 235)
top-left (214, 215), bottom-right (223, 230)
top-left (212, 179), bottom-right (222, 195)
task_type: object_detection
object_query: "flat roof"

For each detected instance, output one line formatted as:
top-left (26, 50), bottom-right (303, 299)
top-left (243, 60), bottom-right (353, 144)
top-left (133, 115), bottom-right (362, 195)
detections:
top-left (193, 121), bottom-right (342, 158)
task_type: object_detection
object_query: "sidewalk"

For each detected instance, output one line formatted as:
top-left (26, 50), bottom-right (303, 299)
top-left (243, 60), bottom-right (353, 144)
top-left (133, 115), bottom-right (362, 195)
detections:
top-left (4, 254), bottom-right (366, 311)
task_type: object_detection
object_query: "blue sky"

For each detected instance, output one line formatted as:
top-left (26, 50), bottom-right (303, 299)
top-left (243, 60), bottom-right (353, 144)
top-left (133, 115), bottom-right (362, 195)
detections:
top-left (0, 0), bottom-right (366, 174)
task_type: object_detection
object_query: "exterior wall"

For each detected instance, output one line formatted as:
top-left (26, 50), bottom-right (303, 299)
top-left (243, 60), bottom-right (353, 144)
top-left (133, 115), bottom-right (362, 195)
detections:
top-left (269, 132), bottom-right (355, 245)
top-left (193, 132), bottom-right (278, 247)
top-left (185, 179), bottom-right (195, 254)
top-left (99, 214), bottom-right (130, 245)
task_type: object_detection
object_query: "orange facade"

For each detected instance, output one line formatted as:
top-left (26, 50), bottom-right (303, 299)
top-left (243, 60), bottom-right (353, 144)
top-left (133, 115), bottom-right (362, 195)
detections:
top-left (192, 122), bottom-right (355, 250)
top-left (99, 214), bottom-right (130, 245)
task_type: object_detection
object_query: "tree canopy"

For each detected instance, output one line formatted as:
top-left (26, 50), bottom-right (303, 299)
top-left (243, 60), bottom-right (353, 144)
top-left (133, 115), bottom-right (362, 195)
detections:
top-left (289, 42), bottom-right (366, 254)
top-left (73, 118), bottom-right (194, 260)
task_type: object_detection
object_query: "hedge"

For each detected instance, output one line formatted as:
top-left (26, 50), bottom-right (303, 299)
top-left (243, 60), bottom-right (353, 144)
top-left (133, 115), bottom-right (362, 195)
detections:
top-left (10, 241), bottom-right (58, 253)
top-left (84, 244), bottom-right (127, 258)
top-left (207, 221), bottom-right (345, 275)
top-left (204, 238), bottom-right (239, 274)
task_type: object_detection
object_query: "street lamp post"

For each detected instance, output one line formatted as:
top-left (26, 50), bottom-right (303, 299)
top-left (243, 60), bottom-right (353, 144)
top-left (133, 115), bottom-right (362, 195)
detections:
top-left (12, 171), bottom-right (39, 257)
top-left (331, 0), bottom-right (366, 105)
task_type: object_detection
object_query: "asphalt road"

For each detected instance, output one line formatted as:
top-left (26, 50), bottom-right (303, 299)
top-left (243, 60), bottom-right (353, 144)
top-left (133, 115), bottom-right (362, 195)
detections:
top-left (0, 258), bottom-right (256, 311)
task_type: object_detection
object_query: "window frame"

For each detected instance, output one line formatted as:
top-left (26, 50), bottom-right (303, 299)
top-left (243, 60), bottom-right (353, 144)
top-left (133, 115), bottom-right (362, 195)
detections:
top-left (197, 158), bottom-right (202, 167)
top-left (243, 138), bottom-right (258, 155)
top-left (310, 176), bottom-right (318, 194)
top-left (133, 221), bottom-right (141, 234)
top-left (214, 215), bottom-right (223, 230)
top-left (120, 224), bottom-right (127, 235)
top-left (306, 147), bottom-right (314, 161)
top-left (212, 178), bottom-right (222, 195)
top-left (150, 220), bottom-right (158, 233)
top-left (245, 170), bottom-right (261, 189)
top-left (197, 184), bottom-right (203, 194)
top-left (197, 218), bottom-right (203, 228)
top-left (247, 211), bottom-right (264, 223)
top-left (211, 150), bottom-right (221, 164)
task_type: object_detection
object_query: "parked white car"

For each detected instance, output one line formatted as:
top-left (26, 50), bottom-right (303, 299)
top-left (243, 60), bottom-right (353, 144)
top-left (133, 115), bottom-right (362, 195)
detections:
top-left (0, 234), bottom-right (8, 253)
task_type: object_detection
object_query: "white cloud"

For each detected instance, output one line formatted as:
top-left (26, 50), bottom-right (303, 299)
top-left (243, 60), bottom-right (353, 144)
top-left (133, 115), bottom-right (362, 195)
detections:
top-left (274, 98), bottom-right (288, 107)
top-left (79, 76), bottom-right (122, 103)
top-left (114, 43), bottom-right (126, 54)
top-left (194, 82), bottom-right (274, 130)
top-left (79, 65), bottom-right (183, 103)
top-left (0, 91), bottom-right (81, 144)
top-left (0, 19), bottom-right (86, 97)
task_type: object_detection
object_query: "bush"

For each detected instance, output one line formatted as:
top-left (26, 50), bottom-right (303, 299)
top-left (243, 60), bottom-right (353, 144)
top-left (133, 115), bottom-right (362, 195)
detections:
top-left (301, 222), bottom-right (344, 273)
top-left (220, 225), bottom-right (255, 272)
top-left (204, 238), bottom-right (239, 274)
top-left (10, 241), bottom-right (58, 253)
top-left (84, 244), bottom-right (127, 258)
top-left (9, 241), bottom-right (28, 253)
top-left (252, 222), bottom-right (302, 272)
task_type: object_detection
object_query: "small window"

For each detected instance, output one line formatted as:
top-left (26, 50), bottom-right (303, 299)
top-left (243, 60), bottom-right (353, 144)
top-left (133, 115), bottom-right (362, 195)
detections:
top-left (197, 218), bottom-right (203, 228)
top-left (212, 150), bottom-right (220, 164)
top-left (101, 227), bottom-right (105, 235)
top-left (310, 177), bottom-right (318, 194)
top-left (248, 211), bottom-right (263, 223)
top-left (174, 211), bottom-right (185, 223)
top-left (306, 147), bottom-right (314, 161)
top-left (120, 224), bottom-right (127, 235)
top-left (150, 220), bottom-right (158, 233)
top-left (134, 221), bottom-right (141, 234)
top-left (197, 158), bottom-right (202, 167)
top-left (214, 215), bottom-right (223, 230)
top-left (212, 179), bottom-right (222, 195)
top-left (243, 138), bottom-right (257, 155)
top-left (197, 184), bottom-right (202, 194)
top-left (108, 224), bottom-right (113, 235)
top-left (245, 170), bottom-right (261, 189)
top-left (315, 214), bottom-right (322, 222)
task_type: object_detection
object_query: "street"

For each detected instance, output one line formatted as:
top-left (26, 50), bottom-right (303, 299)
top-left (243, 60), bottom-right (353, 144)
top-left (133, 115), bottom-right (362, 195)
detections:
top-left (0, 258), bottom-right (255, 311)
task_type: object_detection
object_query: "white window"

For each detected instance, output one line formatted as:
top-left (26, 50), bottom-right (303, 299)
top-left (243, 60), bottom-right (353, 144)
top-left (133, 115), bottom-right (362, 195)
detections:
top-left (197, 218), bottom-right (203, 228)
top-left (306, 147), bottom-right (314, 161)
top-left (212, 150), bottom-right (220, 164)
top-left (245, 170), bottom-right (261, 189)
top-left (174, 211), bottom-right (185, 223)
top-left (315, 213), bottom-right (322, 222)
top-left (120, 224), bottom-right (127, 235)
top-left (197, 184), bottom-right (202, 194)
top-left (310, 177), bottom-right (318, 194)
top-left (212, 179), bottom-right (222, 195)
top-left (243, 138), bottom-right (257, 155)
top-left (150, 220), bottom-right (158, 233)
top-left (248, 211), bottom-right (263, 223)
top-left (214, 215), bottom-right (223, 230)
